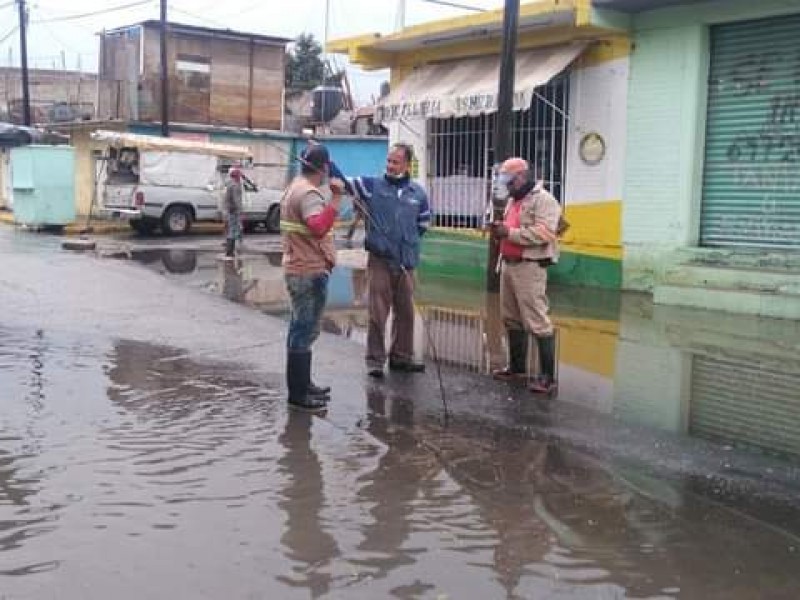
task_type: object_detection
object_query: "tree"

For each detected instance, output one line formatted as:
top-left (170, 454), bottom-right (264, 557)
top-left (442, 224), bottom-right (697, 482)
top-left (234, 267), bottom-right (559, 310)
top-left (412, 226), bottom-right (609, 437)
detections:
top-left (285, 33), bottom-right (325, 91)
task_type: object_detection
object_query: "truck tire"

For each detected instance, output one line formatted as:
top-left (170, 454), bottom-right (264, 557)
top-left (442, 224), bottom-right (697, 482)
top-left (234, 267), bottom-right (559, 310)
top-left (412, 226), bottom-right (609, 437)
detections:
top-left (162, 205), bottom-right (193, 236)
top-left (129, 219), bottom-right (157, 235)
top-left (266, 205), bottom-right (281, 234)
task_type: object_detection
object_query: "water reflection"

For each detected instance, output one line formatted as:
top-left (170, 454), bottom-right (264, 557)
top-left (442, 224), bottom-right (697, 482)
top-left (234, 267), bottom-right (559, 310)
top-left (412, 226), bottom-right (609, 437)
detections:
top-left (276, 412), bottom-right (340, 597)
top-left (355, 388), bottom-right (426, 583)
top-left (2, 304), bottom-right (800, 597)
top-left (362, 392), bottom-right (800, 598)
top-left (126, 248), bottom-right (800, 465)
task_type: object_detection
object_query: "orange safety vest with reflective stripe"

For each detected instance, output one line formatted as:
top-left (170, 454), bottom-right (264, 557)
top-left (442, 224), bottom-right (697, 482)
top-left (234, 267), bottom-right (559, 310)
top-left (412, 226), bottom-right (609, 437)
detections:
top-left (280, 177), bottom-right (336, 275)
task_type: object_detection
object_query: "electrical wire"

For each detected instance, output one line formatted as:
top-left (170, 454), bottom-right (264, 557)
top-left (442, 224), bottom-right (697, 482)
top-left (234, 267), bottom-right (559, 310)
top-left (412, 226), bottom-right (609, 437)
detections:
top-left (32, 0), bottom-right (154, 23)
top-left (168, 5), bottom-right (229, 29)
top-left (0, 25), bottom-right (18, 45)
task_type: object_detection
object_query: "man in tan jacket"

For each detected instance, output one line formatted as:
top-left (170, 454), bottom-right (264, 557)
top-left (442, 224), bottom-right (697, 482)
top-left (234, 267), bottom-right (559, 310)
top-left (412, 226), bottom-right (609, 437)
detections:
top-left (490, 157), bottom-right (561, 394)
top-left (280, 144), bottom-right (344, 411)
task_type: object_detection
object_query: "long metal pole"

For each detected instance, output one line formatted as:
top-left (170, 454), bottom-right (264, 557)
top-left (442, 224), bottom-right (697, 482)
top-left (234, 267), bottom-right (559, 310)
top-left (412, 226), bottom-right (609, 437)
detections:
top-left (17, 0), bottom-right (31, 126)
top-left (321, 0), bottom-right (330, 132)
top-left (486, 0), bottom-right (519, 292)
top-left (159, 0), bottom-right (169, 137)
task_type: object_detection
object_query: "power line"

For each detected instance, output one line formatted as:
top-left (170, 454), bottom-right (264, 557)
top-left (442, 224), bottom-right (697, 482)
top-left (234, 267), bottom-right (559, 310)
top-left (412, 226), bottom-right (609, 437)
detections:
top-left (168, 5), bottom-right (228, 29)
top-left (33, 0), bottom-right (154, 24)
top-left (0, 25), bottom-right (18, 45)
top-left (0, 0), bottom-right (16, 9)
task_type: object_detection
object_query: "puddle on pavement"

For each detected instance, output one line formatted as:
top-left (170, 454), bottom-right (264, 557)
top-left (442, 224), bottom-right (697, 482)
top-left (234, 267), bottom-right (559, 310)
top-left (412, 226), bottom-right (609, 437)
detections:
top-left (2, 310), bottom-right (800, 598)
top-left (6, 247), bottom-right (787, 597)
top-left (125, 247), bottom-right (800, 462)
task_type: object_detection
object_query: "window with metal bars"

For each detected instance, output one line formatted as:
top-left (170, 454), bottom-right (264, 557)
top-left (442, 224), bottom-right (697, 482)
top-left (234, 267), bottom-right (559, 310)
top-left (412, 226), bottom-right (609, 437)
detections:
top-left (427, 74), bottom-right (569, 229)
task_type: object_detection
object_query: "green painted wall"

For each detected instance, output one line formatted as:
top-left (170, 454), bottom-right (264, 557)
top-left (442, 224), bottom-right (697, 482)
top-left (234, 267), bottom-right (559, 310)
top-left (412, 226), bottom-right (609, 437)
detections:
top-left (419, 229), bottom-right (622, 289)
top-left (622, 0), bottom-right (800, 292)
top-left (622, 23), bottom-right (709, 291)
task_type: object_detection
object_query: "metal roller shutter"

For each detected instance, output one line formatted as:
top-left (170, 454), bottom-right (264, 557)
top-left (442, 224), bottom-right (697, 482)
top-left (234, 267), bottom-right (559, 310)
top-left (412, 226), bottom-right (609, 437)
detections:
top-left (701, 15), bottom-right (800, 249)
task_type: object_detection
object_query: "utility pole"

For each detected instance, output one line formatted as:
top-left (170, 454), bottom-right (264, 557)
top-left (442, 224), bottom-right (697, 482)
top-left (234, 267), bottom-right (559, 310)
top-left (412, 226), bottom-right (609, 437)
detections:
top-left (320, 0), bottom-right (330, 134)
top-left (17, 0), bottom-right (31, 126)
top-left (159, 0), bottom-right (169, 137)
top-left (486, 0), bottom-right (519, 292)
top-left (395, 0), bottom-right (406, 32)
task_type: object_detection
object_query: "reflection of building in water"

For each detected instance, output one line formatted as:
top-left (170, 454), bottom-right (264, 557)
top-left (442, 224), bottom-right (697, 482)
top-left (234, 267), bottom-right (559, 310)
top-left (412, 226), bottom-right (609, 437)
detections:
top-left (371, 403), bottom-right (687, 599)
top-left (614, 296), bottom-right (800, 460)
top-left (690, 353), bottom-right (800, 458)
top-left (367, 394), bottom-right (800, 599)
top-left (225, 258), bottom-right (288, 312)
top-left (416, 294), bottom-right (619, 411)
top-left (420, 305), bottom-right (488, 372)
top-left (224, 262), bottom-right (365, 315)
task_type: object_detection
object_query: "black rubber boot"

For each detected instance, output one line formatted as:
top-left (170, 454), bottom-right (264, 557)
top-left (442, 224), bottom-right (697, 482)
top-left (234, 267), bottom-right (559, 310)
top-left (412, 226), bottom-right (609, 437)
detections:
top-left (493, 329), bottom-right (528, 381)
top-left (530, 335), bottom-right (557, 394)
top-left (287, 351), bottom-right (328, 411)
top-left (307, 352), bottom-right (331, 397)
top-left (509, 329), bottom-right (528, 374)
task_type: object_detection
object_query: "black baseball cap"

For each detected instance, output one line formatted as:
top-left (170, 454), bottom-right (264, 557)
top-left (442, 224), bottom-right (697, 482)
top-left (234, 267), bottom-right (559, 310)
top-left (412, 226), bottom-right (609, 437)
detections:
top-left (301, 144), bottom-right (330, 172)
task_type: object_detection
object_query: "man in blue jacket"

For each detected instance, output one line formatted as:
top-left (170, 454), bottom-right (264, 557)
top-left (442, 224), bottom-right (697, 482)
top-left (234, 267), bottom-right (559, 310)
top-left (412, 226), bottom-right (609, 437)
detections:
top-left (327, 143), bottom-right (432, 377)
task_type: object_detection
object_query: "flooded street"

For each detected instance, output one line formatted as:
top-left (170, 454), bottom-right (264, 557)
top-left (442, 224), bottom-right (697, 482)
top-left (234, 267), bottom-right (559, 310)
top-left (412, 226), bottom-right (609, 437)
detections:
top-left (2, 230), bottom-right (800, 599)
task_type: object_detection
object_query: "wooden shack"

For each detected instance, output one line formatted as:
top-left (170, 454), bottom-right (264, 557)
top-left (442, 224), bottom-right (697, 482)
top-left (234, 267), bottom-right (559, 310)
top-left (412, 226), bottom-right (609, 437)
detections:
top-left (98, 21), bottom-right (289, 130)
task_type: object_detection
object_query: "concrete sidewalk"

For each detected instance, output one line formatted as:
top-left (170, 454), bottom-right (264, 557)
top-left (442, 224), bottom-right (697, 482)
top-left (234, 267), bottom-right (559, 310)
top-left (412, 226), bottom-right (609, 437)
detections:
top-left (0, 210), bottom-right (224, 236)
top-left (0, 210), bottom-right (357, 237)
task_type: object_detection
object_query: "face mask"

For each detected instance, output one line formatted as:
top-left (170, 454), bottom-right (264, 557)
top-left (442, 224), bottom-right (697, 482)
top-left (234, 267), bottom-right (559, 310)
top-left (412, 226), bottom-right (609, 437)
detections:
top-left (497, 172), bottom-right (514, 190)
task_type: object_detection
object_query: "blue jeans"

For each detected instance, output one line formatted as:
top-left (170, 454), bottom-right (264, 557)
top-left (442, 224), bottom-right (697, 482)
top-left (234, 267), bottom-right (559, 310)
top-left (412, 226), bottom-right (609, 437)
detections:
top-left (285, 273), bottom-right (329, 352)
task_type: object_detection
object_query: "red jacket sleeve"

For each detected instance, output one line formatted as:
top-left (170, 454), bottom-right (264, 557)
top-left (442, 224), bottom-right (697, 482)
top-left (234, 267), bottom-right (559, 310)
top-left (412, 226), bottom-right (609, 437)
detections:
top-left (304, 204), bottom-right (337, 238)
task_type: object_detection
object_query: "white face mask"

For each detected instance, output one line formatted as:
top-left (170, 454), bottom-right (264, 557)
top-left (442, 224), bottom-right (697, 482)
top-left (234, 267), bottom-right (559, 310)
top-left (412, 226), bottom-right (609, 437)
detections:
top-left (497, 172), bottom-right (514, 188)
top-left (492, 172), bottom-right (514, 201)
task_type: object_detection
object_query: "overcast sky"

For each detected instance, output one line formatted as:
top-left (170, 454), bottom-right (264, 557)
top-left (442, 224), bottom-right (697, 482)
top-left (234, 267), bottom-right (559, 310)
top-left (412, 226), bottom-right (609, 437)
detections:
top-left (0, 0), bottom-right (503, 104)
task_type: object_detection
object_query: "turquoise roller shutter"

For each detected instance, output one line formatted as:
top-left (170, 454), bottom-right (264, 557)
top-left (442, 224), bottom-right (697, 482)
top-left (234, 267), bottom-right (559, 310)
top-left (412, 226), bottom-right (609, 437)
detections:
top-left (701, 15), bottom-right (800, 249)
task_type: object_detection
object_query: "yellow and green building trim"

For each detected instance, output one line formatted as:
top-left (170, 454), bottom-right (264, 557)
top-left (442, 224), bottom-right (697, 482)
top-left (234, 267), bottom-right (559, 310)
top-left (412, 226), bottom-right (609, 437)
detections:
top-left (330, 0), bottom-right (631, 289)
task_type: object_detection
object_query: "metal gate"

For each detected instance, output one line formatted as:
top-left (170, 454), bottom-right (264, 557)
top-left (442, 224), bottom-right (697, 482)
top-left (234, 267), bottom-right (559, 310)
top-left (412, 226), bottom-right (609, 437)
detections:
top-left (701, 15), bottom-right (800, 249)
top-left (427, 74), bottom-right (569, 229)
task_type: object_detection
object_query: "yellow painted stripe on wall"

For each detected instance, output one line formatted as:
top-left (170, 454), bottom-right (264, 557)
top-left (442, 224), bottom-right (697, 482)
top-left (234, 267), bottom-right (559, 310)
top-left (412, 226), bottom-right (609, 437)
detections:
top-left (554, 316), bottom-right (619, 378)
top-left (430, 199), bottom-right (622, 261)
top-left (562, 200), bottom-right (622, 261)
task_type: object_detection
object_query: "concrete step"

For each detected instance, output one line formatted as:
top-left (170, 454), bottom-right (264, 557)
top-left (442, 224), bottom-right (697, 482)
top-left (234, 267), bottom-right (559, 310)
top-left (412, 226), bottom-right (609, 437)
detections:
top-left (654, 283), bottom-right (800, 320)
top-left (663, 264), bottom-right (800, 295)
top-left (673, 247), bottom-right (800, 272)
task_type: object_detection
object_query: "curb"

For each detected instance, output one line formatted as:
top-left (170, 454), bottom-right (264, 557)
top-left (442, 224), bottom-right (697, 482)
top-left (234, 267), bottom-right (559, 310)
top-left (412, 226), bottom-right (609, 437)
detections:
top-left (0, 213), bottom-right (227, 237)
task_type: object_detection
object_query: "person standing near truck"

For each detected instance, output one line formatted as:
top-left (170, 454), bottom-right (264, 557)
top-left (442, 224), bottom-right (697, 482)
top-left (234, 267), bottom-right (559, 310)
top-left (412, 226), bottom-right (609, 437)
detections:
top-left (223, 166), bottom-right (244, 259)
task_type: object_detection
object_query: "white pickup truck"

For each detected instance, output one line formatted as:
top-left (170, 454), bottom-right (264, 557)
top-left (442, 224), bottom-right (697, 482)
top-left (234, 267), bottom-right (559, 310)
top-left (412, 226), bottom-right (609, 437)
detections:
top-left (93, 131), bottom-right (283, 236)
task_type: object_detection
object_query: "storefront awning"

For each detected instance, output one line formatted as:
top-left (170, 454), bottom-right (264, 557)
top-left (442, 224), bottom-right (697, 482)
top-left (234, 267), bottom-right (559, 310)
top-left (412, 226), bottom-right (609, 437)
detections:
top-left (376, 42), bottom-right (586, 123)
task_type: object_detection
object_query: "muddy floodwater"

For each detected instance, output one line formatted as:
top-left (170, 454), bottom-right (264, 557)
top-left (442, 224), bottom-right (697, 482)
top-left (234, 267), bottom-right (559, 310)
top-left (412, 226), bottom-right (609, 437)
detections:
top-left (2, 237), bottom-right (800, 599)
